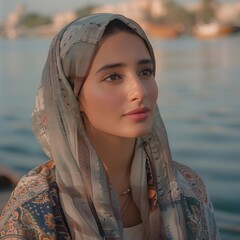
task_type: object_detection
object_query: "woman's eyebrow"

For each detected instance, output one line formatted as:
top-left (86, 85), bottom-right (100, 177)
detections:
top-left (96, 58), bottom-right (153, 75)
top-left (96, 63), bottom-right (126, 74)
top-left (138, 59), bottom-right (153, 66)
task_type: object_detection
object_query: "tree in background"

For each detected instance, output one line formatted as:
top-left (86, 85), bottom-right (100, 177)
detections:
top-left (20, 13), bottom-right (52, 28)
top-left (196, 0), bottom-right (216, 23)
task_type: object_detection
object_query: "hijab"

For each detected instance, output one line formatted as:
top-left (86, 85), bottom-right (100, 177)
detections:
top-left (31, 13), bottom-right (208, 239)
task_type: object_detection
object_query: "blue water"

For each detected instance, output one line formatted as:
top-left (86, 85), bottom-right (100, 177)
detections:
top-left (0, 35), bottom-right (240, 239)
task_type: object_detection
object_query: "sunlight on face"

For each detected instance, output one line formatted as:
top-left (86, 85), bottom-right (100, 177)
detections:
top-left (79, 31), bottom-right (158, 139)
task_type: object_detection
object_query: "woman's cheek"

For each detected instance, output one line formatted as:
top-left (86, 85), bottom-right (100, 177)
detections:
top-left (148, 80), bottom-right (158, 103)
top-left (93, 90), bottom-right (123, 112)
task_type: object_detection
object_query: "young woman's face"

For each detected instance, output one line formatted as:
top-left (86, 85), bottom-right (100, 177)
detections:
top-left (79, 31), bottom-right (158, 139)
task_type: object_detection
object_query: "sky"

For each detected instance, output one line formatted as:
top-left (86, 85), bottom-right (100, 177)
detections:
top-left (0, 0), bottom-right (238, 21)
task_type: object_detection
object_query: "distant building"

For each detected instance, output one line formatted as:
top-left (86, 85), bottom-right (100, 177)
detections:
top-left (92, 0), bottom-right (165, 30)
top-left (216, 2), bottom-right (240, 24)
top-left (186, 1), bottom-right (240, 25)
top-left (53, 11), bottom-right (77, 31)
top-left (2, 4), bottom-right (26, 38)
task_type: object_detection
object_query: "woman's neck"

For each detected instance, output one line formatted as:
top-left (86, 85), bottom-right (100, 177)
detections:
top-left (85, 124), bottom-right (136, 191)
top-left (90, 132), bottom-right (135, 172)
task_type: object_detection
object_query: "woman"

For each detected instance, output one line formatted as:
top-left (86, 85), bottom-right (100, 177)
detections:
top-left (0, 13), bottom-right (219, 239)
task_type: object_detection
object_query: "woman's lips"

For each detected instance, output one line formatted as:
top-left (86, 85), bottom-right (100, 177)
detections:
top-left (123, 107), bottom-right (150, 121)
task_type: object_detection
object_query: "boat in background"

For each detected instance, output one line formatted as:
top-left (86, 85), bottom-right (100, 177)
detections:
top-left (193, 21), bottom-right (234, 39)
top-left (145, 23), bottom-right (184, 39)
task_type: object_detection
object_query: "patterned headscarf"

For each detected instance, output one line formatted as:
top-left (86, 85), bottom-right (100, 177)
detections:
top-left (31, 13), bottom-right (215, 239)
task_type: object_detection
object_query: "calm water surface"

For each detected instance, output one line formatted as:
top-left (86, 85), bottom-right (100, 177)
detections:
top-left (0, 35), bottom-right (240, 239)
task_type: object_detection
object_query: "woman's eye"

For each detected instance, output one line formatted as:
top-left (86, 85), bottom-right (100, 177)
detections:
top-left (139, 69), bottom-right (154, 77)
top-left (103, 73), bottom-right (121, 82)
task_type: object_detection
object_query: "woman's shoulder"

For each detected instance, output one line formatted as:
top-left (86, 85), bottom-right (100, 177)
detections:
top-left (0, 160), bottom-right (69, 239)
top-left (173, 161), bottom-right (208, 203)
top-left (1, 160), bottom-right (56, 214)
top-left (173, 161), bottom-right (220, 239)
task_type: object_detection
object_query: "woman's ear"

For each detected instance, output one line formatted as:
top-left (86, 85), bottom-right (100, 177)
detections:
top-left (77, 91), bottom-right (87, 117)
top-left (77, 96), bottom-right (84, 112)
top-left (73, 76), bottom-right (84, 97)
top-left (72, 76), bottom-right (85, 113)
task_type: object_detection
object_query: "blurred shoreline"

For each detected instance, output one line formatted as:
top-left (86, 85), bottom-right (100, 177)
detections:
top-left (1, 1), bottom-right (240, 39)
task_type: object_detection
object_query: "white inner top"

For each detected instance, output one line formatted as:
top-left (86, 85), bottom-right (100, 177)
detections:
top-left (123, 223), bottom-right (144, 240)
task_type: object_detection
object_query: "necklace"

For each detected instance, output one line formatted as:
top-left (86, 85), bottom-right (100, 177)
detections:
top-left (116, 188), bottom-right (131, 197)
top-left (116, 188), bottom-right (132, 217)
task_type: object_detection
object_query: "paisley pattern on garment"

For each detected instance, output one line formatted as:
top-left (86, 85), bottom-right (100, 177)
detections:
top-left (0, 161), bottom-right (71, 239)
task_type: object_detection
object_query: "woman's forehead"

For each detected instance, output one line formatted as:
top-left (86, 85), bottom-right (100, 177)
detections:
top-left (94, 32), bottom-right (152, 65)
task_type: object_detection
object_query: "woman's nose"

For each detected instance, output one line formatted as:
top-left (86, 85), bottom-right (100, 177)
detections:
top-left (128, 74), bottom-right (147, 102)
